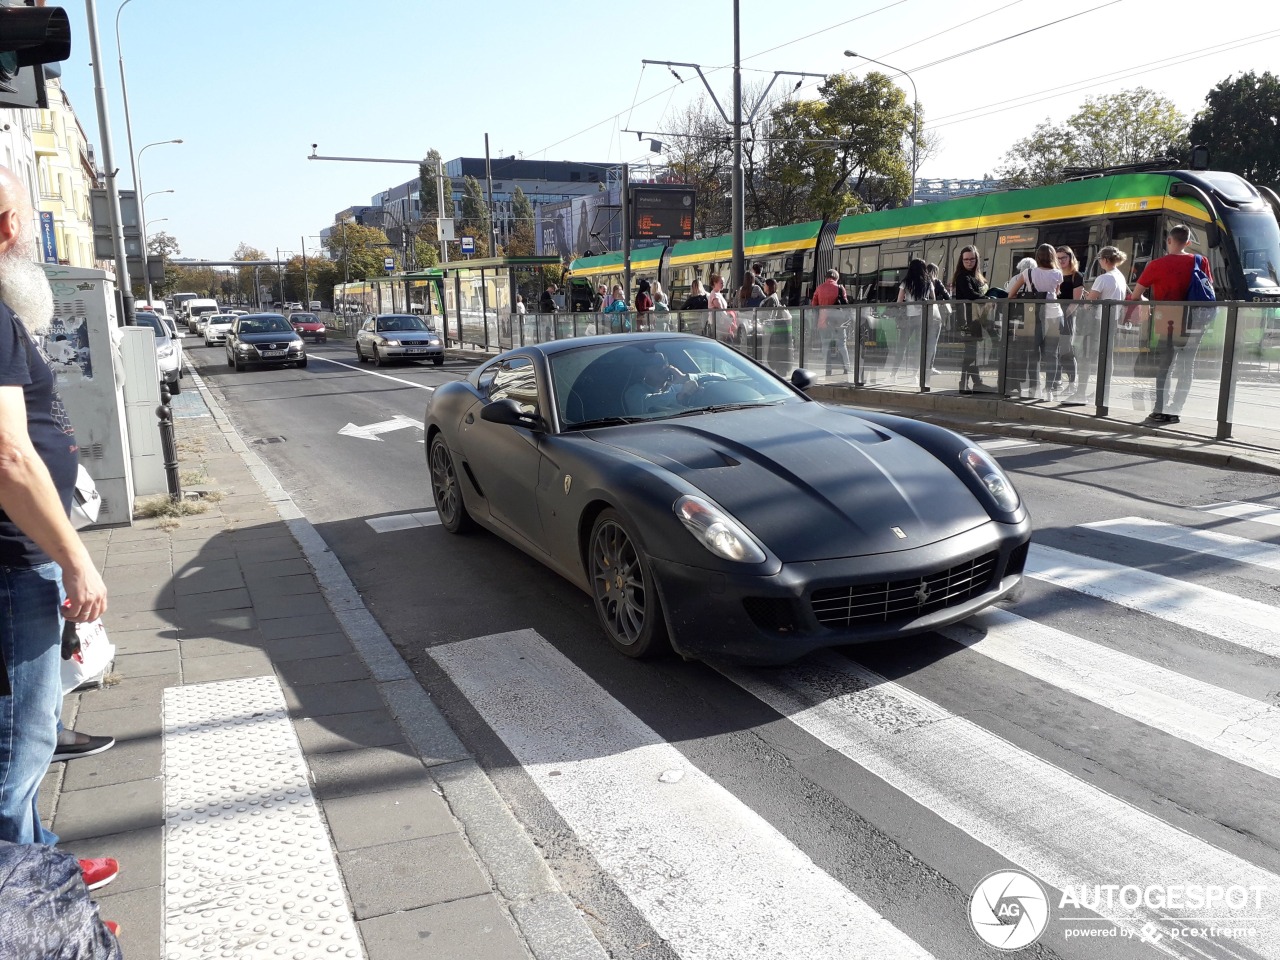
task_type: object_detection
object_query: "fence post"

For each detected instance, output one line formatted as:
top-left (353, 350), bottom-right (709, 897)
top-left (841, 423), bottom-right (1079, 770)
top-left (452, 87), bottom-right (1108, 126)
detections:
top-left (1215, 302), bottom-right (1239, 440)
top-left (1094, 302), bottom-right (1115, 417)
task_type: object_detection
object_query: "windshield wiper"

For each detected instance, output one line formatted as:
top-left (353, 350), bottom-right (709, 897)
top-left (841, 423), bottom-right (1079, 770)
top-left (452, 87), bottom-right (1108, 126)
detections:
top-left (566, 416), bottom-right (646, 430)
top-left (664, 400), bottom-right (789, 419)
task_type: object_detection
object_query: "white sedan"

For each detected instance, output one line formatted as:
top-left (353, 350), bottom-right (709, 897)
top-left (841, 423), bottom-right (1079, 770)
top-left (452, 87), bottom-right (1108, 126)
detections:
top-left (202, 314), bottom-right (237, 346)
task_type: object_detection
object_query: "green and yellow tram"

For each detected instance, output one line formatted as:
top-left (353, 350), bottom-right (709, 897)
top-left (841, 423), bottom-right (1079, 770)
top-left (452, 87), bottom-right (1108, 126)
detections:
top-left (570, 168), bottom-right (1280, 309)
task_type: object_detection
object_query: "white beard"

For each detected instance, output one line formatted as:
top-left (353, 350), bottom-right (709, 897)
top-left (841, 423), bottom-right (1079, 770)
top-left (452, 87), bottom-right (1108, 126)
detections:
top-left (0, 241), bottom-right (54, 337)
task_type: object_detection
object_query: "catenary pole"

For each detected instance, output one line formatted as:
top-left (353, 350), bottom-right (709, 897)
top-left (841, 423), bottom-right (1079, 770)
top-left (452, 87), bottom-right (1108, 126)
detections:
top-left (730, 0), bottom-right (745, 294)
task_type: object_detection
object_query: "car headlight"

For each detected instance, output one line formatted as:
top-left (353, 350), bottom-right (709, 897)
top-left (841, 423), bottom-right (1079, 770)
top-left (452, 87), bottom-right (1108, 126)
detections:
top-left (382, 338), bottom-right (400, 346)
top-left (236, 343), bottom-right (252, 353)
top-left (288, 342), bottom-right (302, 351)
top-left (157, 344), bottom-right (175, 359)
top-left (960, 447), bottom-right (1019, 513)
top-left (674, 495), bottom-right (766, 563)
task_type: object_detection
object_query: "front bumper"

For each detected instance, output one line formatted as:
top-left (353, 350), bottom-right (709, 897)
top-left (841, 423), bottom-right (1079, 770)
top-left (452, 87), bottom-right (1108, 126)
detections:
top-left (205, 331), bottom-right (229, 343)
top-left (378, 342), bottom-right (443, 358)
top-left (650, 518), bottom-right (1032, 665)
top-left (294, 328), bottom-right (327, 341)
top-left (234, 347), bottom-right (306, 366)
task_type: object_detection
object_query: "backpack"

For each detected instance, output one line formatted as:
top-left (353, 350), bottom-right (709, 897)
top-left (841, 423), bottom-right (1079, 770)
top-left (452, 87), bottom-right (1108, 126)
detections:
top-left (1185, 254), bottom-right (1216, 332)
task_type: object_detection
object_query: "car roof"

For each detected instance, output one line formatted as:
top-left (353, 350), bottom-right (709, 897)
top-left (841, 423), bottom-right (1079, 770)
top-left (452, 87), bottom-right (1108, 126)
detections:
top-left (375, 313), bottom-right (419, 319)
top-left (238, 313), bottom-right (287, 320)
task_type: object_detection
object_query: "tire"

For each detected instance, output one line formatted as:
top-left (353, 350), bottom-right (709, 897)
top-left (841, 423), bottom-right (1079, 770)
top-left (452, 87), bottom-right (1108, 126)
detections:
top-left (169, 377), bottom-right (181, 395)
top-left (297, 357), bottom-right (308, 369)
top-left (234, 357), bottom-right (245, 372)
top-left (428, 436), bottom-right (474, 533)
top-left (433, 356), bottom-right (444, 367)
top-left (373, 347), bottom-right (384, 367)
top-left (226, 353), bottom-right (233, 368)
top-left (355, 342), bottom-right (365, 363)
top-left (588, 509), bottom-right (670, 659)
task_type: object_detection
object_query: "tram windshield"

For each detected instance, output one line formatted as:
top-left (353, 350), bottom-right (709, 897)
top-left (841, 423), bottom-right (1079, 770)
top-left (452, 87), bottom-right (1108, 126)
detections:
top-left (1224, 208), bottom-right (1280, 293)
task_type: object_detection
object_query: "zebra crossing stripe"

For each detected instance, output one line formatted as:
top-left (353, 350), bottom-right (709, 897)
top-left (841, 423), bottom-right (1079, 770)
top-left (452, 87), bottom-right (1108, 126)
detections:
top-left (1027, 544), bottom-right (1280, 658)
top-left (720, 653), bottom-right (1280, 953)
top-left (430, 629), bottom-right (935, 960)
top-left (1082, 517), bottom-right (1280, 571)
top-left (940, 608), bottom-right (1280, 781)
top-left (1197, 502), bottom-right (1280, 528)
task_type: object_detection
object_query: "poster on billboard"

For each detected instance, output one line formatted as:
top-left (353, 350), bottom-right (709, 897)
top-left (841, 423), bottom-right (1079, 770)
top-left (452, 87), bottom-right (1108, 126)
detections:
top-left (535, 192), bottom-right (621, 260)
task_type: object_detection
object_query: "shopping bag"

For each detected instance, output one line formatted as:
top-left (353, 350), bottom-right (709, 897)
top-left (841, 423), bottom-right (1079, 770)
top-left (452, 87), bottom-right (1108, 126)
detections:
top-left (70, 465), bottom-right (101, 530)
top-left (61, 619), bottom-right (115, 694)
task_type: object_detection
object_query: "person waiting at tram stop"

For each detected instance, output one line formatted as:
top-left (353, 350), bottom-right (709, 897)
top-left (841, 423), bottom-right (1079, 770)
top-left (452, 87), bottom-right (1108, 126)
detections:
top-left (1079, 245), bottom-right (1131, 406)
top-left (951, 245), bottom-right (989, 393)
top-left (1128, 224), bottom-right (1214, 425)
top-left (1005, 245), bottom-right (1063, 400)
top-left (810, 268), bottom-right (850, 376)
top-left (634, 278), bottom-right (654, 331)
top-left (891, 259), bottom-right (936, 379)
top-left (604, 284), bottom-right (632, 332)
top-left (1047, 245), bottom-right (1086, 401)
top-left (760, 278), bottom-right (794, 375)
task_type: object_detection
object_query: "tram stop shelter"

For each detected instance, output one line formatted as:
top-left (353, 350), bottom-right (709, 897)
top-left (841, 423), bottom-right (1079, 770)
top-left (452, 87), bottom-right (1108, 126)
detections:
top-left (433, 256), bottom-right (564, 351)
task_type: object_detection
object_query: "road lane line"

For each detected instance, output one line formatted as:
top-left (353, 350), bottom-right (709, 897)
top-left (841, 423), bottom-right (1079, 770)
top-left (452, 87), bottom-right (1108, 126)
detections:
top-left (940, 607), bottom-right (1280, 780)
top-left (720, 653), bottom-right (1280, 955)
top-left (308, 353), bottom-right (437, 390)
top-left (1083, 517), bottom-right (1280, 571)
top-left (1197, 501), bottom-right (1280, 528)
top-left (1027, 543), bottom-right (1280, 658)
top-left (431, 629), bottom-right (935, 960)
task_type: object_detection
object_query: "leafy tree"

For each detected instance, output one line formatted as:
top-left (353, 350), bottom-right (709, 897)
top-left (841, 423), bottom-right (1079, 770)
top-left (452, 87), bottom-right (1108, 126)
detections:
top-left (148, 230), bottom-right (180, 260)
top-left (170, 265), bottom-right (218, 298)
top-left (323, 221), bottom-right (393, 280)
top-left (459, 175), bottom-right (492, 258)
top-left (1189, 71), bottom-right (1280, 185)
top-left (231, 242), bottom-right (272, 305)
top-left (506, 186), bottom-right (536, 256)
top-left (663, 95), bottom-right (733, 239)
top-left (763, 71), bottom-right (916, 220)
top-left (413, 236), bottom-right (438, 269)
top-left (998, 87), bottom-right (1188, 186)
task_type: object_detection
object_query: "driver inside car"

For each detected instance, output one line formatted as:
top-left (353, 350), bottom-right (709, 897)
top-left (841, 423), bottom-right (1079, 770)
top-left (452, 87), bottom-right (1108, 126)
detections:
top-left (622, 350), bottom-right (698, 416)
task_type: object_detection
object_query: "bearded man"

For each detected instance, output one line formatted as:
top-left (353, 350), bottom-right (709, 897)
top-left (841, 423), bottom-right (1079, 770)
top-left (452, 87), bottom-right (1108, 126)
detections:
top-left (0, 164), bottom-right (107, 849)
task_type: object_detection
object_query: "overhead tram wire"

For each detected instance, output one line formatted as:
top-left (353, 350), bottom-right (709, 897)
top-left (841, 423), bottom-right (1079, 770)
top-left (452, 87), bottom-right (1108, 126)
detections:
top-left (876, 0), bottom-right (1028, 60)
top-left (922, 28), bottom-right (1280, 132)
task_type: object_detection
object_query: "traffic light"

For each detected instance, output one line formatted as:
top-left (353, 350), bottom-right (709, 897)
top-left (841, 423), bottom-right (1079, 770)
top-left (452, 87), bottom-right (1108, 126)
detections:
top-left (0, 3), bottom-right (71, 110)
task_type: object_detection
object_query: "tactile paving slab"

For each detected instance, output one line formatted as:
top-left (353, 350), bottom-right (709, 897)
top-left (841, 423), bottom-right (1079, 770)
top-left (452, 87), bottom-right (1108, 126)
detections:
top-left (163, 676), bottom-right (364, 959)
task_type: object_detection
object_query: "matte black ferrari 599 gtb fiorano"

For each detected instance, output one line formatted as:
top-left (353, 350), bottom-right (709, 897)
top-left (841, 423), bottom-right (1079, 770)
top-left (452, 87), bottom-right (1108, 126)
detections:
top-left (424, 334), bottom-right (1031, 664)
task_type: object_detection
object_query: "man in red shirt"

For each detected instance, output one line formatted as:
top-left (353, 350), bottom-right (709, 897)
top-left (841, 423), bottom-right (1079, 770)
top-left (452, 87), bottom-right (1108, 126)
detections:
top-left (1130, 224), bottom-right (1213, 424)
top-left (810, 269), bottom-right (849, 375)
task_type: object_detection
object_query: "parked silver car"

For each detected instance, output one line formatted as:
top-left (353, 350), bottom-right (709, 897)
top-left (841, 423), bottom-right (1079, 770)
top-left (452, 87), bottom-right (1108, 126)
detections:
top-left (355, 314), bottom-right (444, 366)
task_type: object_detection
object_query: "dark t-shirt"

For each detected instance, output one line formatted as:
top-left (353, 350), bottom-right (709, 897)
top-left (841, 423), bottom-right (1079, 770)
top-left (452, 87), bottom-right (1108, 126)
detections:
top-left (0, 301), bottom-right (78, 568)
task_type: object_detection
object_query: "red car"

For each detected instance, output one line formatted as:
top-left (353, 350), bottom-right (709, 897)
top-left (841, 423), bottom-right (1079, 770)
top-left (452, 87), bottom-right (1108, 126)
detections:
top-left (290, 313), bottom-right (327, 343)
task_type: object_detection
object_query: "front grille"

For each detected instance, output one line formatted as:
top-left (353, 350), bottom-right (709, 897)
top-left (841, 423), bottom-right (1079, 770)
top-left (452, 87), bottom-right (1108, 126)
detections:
top-left (811, 552), bottom-right (998, 629)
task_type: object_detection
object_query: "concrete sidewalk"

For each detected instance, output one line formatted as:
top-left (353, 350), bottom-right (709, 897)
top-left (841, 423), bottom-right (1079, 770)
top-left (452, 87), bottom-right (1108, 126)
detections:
top-left (40, 372), bottom-right (605, 960)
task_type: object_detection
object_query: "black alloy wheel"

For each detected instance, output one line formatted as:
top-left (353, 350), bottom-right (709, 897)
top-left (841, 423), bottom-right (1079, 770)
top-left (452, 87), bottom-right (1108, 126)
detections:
top-left (588, 509), bottom-right (670, 658)
top-left (429, 436), bottom-right (473, 533)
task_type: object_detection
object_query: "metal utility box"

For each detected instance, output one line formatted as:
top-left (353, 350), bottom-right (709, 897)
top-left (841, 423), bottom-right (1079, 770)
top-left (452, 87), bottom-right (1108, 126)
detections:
top-left (39, 264), bottom-right (138, 526)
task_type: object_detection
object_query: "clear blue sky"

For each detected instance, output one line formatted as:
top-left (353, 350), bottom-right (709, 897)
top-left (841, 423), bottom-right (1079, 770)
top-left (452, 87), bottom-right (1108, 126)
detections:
top-left (58, 0), bottom-right (1280, 260)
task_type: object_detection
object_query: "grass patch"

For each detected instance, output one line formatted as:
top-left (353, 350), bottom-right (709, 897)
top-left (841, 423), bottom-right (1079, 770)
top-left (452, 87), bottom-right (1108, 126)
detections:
top-left (176, 435), bottom-right (207, 456)
top-left (180, 468), bottom-right (208, 485)
top-left (154, 517), bottom-right (181, 532)
top-left (200, 489), bottom-right (226, 503)
top-left (134, 495), bottom-right (209, 520)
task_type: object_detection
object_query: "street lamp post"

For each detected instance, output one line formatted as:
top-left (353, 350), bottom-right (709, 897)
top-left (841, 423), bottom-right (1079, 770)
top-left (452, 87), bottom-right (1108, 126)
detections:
top-left (144, 218), bottom-right (167, 232)
top-left (136, 139), bottom-right (183, 303)
top-left (845, 50), bottom-right (918, 208)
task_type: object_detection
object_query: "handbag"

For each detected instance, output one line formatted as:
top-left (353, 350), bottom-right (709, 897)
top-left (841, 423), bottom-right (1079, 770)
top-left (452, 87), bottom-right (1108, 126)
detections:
top-left (61, 618), bottom-right (115, 694)
top-left (1015, 270), bottom-right (1048, 300)
top-left (70, 464), bottom-right (101, 530)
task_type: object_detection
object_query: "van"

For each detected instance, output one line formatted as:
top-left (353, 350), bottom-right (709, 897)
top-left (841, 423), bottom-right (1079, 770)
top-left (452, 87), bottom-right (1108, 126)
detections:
top-left (186, 298), bottom-right (220, 333)
top-left (308, 300), bottom-right (321, 311)
top-left (171, 292), bottom-right (198, 319)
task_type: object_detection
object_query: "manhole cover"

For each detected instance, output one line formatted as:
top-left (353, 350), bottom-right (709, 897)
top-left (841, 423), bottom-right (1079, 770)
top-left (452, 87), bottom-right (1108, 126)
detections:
top-left (251, 436), bottom-right (286, 444)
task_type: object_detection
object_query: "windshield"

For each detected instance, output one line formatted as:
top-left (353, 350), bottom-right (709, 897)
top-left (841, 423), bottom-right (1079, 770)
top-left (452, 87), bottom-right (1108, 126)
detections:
top-left (551, 338), bottom-right (801, 427)
top-left (1225, 208), bottom-right (1280, 293)
top-left (376, 315), bottom-right (433, 332)
top-left (291, 314), bottom-right (318, 322)
top-left (238, 317), bottom-right (293, 334)
top-left (134, 314), bottom-right (167, 339)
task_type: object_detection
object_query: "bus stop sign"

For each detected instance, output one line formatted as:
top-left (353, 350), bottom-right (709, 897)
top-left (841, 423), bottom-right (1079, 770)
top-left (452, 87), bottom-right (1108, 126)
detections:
top-left (383, 257), bottom-right (394, 274)
top-left (460, 236), bottom-right (475, 255)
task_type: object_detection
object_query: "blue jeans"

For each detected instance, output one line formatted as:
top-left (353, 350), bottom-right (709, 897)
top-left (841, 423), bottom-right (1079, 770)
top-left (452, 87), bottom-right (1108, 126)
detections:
top-left (0, 561), bottom-right (63, 846)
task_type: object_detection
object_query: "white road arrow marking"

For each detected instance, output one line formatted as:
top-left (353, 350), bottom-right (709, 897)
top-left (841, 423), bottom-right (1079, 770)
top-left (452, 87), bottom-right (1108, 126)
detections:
top-left (337, 414), bottom-right (424, 441)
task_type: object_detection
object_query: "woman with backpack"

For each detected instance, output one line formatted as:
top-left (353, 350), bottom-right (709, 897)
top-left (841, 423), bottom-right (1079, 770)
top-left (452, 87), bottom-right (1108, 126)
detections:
top-left (1005, 244), bottom-right (1063, 399)
top-left (604, 284), bottom-right (632, 333)
top-left (951, 245), bottom-right (989, 393)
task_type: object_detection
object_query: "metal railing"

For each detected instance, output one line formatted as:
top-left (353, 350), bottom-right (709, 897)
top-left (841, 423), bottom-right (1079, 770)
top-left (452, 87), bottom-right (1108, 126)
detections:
top-left (456, 300), bottom-right (1280, 441)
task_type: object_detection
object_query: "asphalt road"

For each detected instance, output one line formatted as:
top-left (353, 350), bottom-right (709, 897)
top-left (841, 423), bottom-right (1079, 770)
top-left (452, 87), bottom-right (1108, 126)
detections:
top-left (189, 337), bottom-right (1280, 960)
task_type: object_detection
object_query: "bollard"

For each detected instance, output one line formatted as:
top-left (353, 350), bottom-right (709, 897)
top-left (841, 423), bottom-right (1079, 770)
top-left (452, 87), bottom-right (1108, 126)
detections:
top-left (156, 383), bottom-right (182, 501)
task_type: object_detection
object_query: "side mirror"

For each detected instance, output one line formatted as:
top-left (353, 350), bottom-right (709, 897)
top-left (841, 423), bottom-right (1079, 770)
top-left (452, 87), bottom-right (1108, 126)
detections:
top-left (481, 397), bottom-right (544, 431)
top-left (790, 368), bottom-right (815, 392)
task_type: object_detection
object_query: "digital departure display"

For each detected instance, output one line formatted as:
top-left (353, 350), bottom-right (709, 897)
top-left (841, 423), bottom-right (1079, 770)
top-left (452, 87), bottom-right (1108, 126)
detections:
top-left (630, 186), bottom-right (696, 240)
